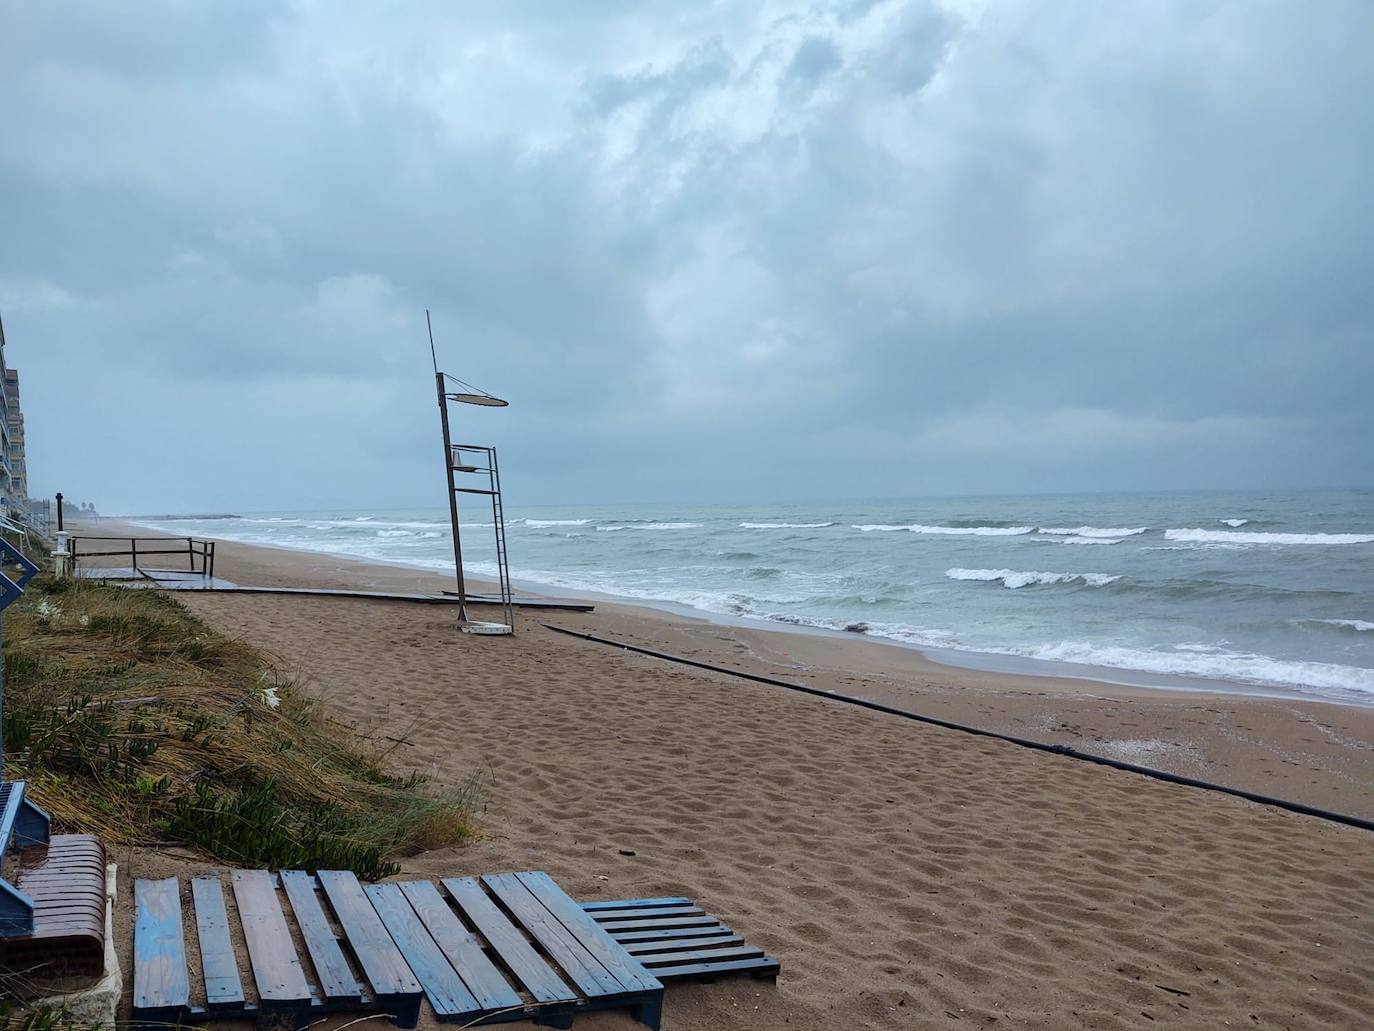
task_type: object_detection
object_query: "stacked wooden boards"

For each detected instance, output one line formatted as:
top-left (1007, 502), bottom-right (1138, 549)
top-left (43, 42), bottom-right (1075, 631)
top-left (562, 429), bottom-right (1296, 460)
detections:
top-left (134, 870), bottom-right (777, 1029)
top-left (0, 834), bottom-right (107, 977)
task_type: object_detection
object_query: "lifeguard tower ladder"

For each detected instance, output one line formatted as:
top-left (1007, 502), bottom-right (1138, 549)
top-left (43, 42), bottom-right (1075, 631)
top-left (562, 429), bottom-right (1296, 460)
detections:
top-left (430, 313), bottom-right (514, 635)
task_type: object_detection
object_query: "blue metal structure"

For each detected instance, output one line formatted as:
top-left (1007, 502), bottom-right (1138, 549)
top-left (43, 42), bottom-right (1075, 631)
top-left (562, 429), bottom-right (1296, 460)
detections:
top-left (0, 534), bottom-right (50, 936)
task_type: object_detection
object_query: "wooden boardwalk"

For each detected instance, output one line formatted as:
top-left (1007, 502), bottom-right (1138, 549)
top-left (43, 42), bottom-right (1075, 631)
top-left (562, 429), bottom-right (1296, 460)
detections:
top-left (133, 870), bottom-right (775, 1029)
top-left (73, 569), bottom-right (595, 611)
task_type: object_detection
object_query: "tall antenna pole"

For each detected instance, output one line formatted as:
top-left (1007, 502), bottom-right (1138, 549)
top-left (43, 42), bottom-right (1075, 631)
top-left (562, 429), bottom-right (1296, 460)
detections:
top-left (429, 311), bottom-right (469, 621)
top-left (427, 309), bottom-right (439, 376)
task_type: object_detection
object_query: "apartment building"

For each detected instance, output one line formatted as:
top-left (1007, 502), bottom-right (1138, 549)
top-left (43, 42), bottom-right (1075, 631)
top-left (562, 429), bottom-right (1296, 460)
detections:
top-left (0, 312), bottom-right (28, 511)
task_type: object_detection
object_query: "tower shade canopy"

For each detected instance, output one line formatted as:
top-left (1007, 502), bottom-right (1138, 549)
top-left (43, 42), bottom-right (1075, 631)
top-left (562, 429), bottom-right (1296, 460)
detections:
top-left (447, 391), bottom-right (508, 406)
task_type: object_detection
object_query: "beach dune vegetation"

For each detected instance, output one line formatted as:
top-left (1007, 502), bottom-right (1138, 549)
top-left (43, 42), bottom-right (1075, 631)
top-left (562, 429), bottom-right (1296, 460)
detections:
top-left (1, 577), bottom-right (475, 879)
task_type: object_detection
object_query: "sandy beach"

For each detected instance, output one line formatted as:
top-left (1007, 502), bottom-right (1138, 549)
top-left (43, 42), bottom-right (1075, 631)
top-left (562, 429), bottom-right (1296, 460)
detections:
top-left (15, 4), bottom-right (1374, 1027)
top-left (91, 522), bottom-right (1374, 1029)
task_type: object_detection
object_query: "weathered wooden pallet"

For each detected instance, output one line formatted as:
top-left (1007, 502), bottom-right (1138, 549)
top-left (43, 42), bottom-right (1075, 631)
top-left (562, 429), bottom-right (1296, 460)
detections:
top-left (132, 870), bottom-right (664, 1030)
top-left (580, 897), bottom-right (781, 982)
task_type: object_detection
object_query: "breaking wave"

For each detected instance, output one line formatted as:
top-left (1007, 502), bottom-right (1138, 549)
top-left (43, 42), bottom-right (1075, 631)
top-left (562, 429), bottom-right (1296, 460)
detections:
top-left (597, 522), bottom-right (702, 531)
top-left (1033, 535), bottom-right (1122, 545)
top-left (523, 518), bottom-right (591, 527)
top-left (739, 521), bottom-right (836, 529)
top-left (1019, 641), bottom-right (1374, 696)
top-left (1303, 618), bottom-right (1374, 633)
top-left (853, 524), bottom-right (1035, 536)
top-left (1165, 528), bottom-right (1374, 545)
top-left (1039, 526), bottom-right (1147, 537)
top-left (946, 568), bottom-right (1121, 589)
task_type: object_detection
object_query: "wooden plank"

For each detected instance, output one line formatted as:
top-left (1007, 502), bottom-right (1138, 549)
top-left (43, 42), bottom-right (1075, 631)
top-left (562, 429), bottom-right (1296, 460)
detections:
top-left (648, 956), bottom-right (781, 980)
top-left (190, 876), bottom-right (245, 1010)
top-left (609, 923), bottom-right (734, 945)
top-left (638, 945), bottom-right (765, 967)
top-left (132, 877), bottom-right (189, 1016)
top-left (230, 870), bottom-right (311, 1006)
top-left (481, 873), bottom-right (626, 999)
top-left (316, 871), bottom-right (422, 1000)
top-left (599, 914), bottom-right (719, 933)
top-left (624, 934), bottom-right (742, 956)
top-left (398, 880), bottom-right (523, 1013)
top-left (581, 897), bottom-right (691, 913)
top-left (440, 877), bottom-right (574, 1005)
top-left (279, 870), bottom-right (363, 1002)
top-left (365, 883), bottom-right (482, 1020)
top-left (586, 905), bottom-right (703, 921)
top-left (513, 871), bottom-right (662, 995)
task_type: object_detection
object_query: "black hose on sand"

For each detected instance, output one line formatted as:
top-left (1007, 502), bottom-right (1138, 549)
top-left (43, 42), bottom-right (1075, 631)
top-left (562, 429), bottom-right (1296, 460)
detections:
top-left (543, 623), bottom-right (1374, 835)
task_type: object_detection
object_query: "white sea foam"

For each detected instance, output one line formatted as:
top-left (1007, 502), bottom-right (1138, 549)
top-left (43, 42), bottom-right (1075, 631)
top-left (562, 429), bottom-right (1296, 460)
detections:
top-left (1306, 619), bottom-right (1374, 632)
top-left (523, 519), bottom-right (591, 527)
top-left (1033, 535), bottom-right (1122, 545)
top-left (1165, 528), bottom-right (1374, 545)
top-left (318, 518), bottom-right (449, 530)
top-left (1039, 526), bottom-right (1147, 537)
top-left (853, 524), bottom-right (1034, 536)
top-left (946, 568), bottom-right (1121, 589)
top-left (1019, 641), bottom-right (1374, 695)
top-left (1222, 518), bottom-right (1249, 527)
top-left (597, 522), bottom-right (701, 531)
top-left (739, 521), bottom-right (836, 529)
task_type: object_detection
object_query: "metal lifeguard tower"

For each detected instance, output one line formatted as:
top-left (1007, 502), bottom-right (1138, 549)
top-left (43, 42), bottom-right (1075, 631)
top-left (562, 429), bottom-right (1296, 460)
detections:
top-left (428, 312), bottom-right (515, 635)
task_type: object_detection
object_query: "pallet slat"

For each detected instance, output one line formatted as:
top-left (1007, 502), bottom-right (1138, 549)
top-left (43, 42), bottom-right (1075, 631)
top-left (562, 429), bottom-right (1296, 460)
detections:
top-left (624, 934), bottom-right (743, 955)
top-left (599, 914), bottom-right (719, 933)
top-left (587, 905), bottom-right (704, 921)
top-left (279, 870), bottom-right (363, 1003)
top-left (365, 883), bottom-right (483, 1021)
top-left (317, 870), bottom-right (423, 1028)
top-left (638, 944), bottom-right (765, 967)
top-left (609, 923), bottom-right (736, 945)
top-left (514, 871), bottom-right (662, 995)
top-left (190, 877), bottom-right (244, 1010)
top-left (397, 880), bottom-right (523, 1014)
top-left (230, 870), bottom-right (311, 1007)
top-left (581, 897), bottom-right (692, 913)
top-left (649, 956), bottom-right (781, 981)
top-left (483, 873), bottom-right (625, 999)
top-left (132, 877), bottom-right (189, 1018)
top-left (441, 877), bottom-right (575, 1005)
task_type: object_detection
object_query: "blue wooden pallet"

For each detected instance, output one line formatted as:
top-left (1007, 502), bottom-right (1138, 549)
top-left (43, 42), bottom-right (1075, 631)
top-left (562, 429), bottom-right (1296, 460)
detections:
top-left (133, 871), bottom-right (664, 1030)
top-left (580, 897), bottom-right (781, 982)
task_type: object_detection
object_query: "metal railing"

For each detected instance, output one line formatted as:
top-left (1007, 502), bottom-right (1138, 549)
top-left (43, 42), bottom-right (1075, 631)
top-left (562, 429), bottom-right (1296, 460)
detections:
top-left (69, 535), bottom-right (216, 580)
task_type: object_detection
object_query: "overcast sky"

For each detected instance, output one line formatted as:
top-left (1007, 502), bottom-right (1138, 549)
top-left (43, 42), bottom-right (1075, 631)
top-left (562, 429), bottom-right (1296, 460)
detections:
top-left (2, 1), bottom-right (1370, 514)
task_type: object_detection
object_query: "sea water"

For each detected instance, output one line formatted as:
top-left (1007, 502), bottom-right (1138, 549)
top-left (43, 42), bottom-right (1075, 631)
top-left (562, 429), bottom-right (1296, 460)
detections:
top-left (131, 490), bottom-right (1374, 704)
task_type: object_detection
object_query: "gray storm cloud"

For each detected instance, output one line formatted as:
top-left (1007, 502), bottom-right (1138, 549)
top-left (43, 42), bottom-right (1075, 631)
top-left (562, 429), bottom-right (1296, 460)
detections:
top-left (2, 0), bottom-right (1370, 511)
